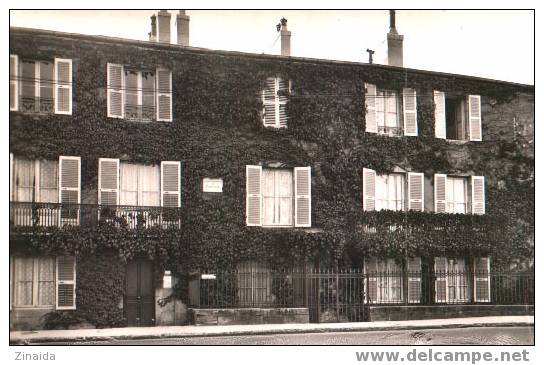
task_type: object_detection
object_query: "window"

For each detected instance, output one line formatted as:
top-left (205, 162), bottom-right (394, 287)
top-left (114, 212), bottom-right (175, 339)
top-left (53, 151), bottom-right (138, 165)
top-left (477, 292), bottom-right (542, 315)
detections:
top-left (237, 261), bottom-right (272, 306)
top-left (434, 91), bottom-right (482, 141)
top-left (435, 257), bottom-right (469, 303)
top-left (107, 63), bottom-right (172, 122)
top-left (365, 83), bottom-right (417, 136)
top-left (263, 169), bottom-right (293, 226)
top-left (447, 176), bottom-right (467, 214)
top-left (11, 256), bottom-right (76, 310)
top-left (10, 55), bottom-right (72, 114)
top-left (262, 77), bottom-right (289, 128)
top-left (120, 163), bottom-right (160, 207)
top-left (365, 258), bottom-right (403, 304)
top-left (363, 169), bottom-right (424, 212)
top-left (434, 174), bottom-right (485, 214)
top-left (375, 173), bottom-right (405, 211)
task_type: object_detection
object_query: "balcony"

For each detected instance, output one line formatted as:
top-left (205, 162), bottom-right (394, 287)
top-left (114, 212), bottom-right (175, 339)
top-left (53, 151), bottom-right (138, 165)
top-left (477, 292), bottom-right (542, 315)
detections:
top-left (9, 202), bottom-right (183, 231)
top-left (124, 104), bottom-right (155, 122)
top-left (19, 96), bottom-right (54, 114)
top-left (377, 126), bottom-right (403, 137)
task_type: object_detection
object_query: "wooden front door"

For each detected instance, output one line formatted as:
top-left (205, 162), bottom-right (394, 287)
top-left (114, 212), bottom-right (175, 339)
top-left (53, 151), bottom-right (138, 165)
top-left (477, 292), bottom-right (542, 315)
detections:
top-left (125, 259), bottom-right (155, 326)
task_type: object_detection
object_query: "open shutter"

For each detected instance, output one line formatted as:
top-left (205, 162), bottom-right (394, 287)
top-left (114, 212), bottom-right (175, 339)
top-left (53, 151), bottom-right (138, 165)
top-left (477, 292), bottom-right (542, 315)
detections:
top-left (365, 83), bottom-right (377, 133)
top-left (408, 172), bottom-right (424, 211)
top-left (362, 168), bottom-right (376, 211)
top-left (156, 69), bottom-right (172, 122)
top-left (474, 257), bottom-right (490, 303)
top-left (407, 257), bottom-right (422, 303)
top-left (471, 176), bottom-right (485, 215)
top-left (434, 91), bottom-right (446, 139)
top-left (54, 58), bottom-right (72, 115)
top-left (59, 156), bottom-right (81, 225)
top-left (263, 77), bottom-right (277, 127)
top-left (278, 78), bottom-right (289, 128)
top-left (434, 174), bottom-right (447, 213)
top-left (161, 161), bottom-right (181, 207)
top-left (468, 95), bottom-right (482, 141)
top-left (294, 166), bottom-right (311, 227)
top-left (98, 158), bottom-right (119, 205)
top-left (107, 63), bottom-right (124, 118)
top-left (364, 258), bottom-right (378, 304)
top-left (403, 88), bottom-right (418, 136)
top-left (10, 153), bottom-right (13, 201)
top-left (56, 257), bottom-right (76, 310)
top-left (246, 165), bottom-right (262, 226)
top-left (10, 54), bottom-right (18, 111)
top-left (434, 257), bottom-right (447, 303)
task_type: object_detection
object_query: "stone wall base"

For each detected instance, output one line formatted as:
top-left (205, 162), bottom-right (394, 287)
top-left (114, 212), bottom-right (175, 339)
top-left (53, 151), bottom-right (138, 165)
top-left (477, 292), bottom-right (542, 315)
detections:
top-left (189, 308), bottom-right (309, 326)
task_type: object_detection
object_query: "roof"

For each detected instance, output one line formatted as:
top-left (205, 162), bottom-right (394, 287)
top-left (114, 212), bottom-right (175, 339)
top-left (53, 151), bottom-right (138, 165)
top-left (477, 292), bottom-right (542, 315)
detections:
top-left (10, 26), bottom-right (534, 90)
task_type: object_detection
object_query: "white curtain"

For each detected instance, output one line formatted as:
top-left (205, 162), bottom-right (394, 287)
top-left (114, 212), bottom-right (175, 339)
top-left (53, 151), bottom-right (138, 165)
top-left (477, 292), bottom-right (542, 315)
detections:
top-left (120, 163), bottom-right (139, 205)
top-left (14, 257), bottom-right (34, 306)
top-left (447, 177), bottom-right (467, 213)
top-left (120, 163), bottom-right (160, 206)
top-left (376, 174), bottom-right (404, 211)
top-left (262, 169), bottom-right (292, 226)
top-left (38, 160), bottom-right (58, 203)
top-left (13, 158), bottom-right (35, 202)
top-left (37, 258), bottom-right (55, 306)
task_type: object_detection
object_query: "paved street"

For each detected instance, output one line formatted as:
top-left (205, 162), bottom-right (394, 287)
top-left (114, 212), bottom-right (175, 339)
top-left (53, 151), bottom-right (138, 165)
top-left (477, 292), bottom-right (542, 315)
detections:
top-left (40, 326), bottom-right (533, 345)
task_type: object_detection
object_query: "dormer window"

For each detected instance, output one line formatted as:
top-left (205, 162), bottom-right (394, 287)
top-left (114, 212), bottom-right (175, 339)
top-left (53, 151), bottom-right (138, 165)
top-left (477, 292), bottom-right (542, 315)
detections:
top-left (262, 77), bottom-right (289, 128)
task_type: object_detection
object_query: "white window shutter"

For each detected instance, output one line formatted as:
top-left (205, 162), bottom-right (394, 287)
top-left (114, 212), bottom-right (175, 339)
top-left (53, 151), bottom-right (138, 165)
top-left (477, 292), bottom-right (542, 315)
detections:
top-left (56, 256), bottom-right (76, 310)
top-left (362, 168), bottom-right (376, 211)
top-left (107, 63), bottom-right (124, 118)
top-left (364, 258), bottom-right (378, 304)
top-left (54, 58), bottom-right (72, 115)
top-left (156, 69), bottom-right (172, 122)
top-left (434, 91), bottom-right (446, 139)
top-left (278, 78), bottom-right (289, 128)
top-left (161, 161), bottom-right (181, 207)
top-left (474, 257), bottom-right (490, 303)
top-left (468, 95), bottom-right (482, 141)
top-left (98, 158), bottom-right (120, 205)
top-left (246, 165), bottom-right (262, 226)
top-left (365, 83), bottom-right (377, 133)
top-left (10, 153), bottom-right (13, 201)
top-left (294, 166), bottom-right (311, 227)
top-left (407, 257), bottom-right (421, 303)
top-left (403, 88), bottom-right (418, 136)
top-left (10, 54), bottom-right (18, 111)
top-left (471, 176), bottom-right (485, 215)
top-left (263, 77), bottom-right (277, 127)
top-left (59, 156), bottom-right (81, 225)
top-left (408, 172), bottom-right (424, 211)
top-left (434, 257), bottom-right (447, 303)
top-left (434, 174), bottom-right (447, 213)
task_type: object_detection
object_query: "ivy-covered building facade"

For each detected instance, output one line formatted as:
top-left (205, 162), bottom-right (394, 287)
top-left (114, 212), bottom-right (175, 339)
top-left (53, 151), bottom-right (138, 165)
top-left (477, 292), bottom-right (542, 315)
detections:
top-left (9, 20), bottom-right (534, 329)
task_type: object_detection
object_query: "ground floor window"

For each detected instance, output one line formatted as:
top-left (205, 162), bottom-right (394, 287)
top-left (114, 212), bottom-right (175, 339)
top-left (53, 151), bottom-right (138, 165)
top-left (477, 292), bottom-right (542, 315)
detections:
top-left (364, 258), bottom-right (404, 304)
top-left (435, 257), bottom-right (469, 303)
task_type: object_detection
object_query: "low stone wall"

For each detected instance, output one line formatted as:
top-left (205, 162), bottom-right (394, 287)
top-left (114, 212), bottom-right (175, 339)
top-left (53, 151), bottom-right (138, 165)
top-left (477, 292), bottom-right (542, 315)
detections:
top-left (189, 308), bottom-right (309, 326)
top-left (369, 304), bottom-right (534, 322)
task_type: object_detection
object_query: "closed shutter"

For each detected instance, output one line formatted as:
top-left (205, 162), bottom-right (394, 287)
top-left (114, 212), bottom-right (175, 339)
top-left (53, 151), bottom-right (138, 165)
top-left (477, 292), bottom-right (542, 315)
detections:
top-left (161, 161), bottom-right (181, 207)
top-left (98, 158), bottom-right (119, 205)
top-left (59, 156), bottom-right (80, 225)
top-left (10, 153), bottom-right (13, 201)
top-left (434, 174), bottom-right (447, 213)
top-left (434, 91), bottom-right (446, 139)
top-left (364, 258), bottom-right (378, 304)
top-left (434, 257), bottom-right (447, 303)
top-left (474, 257), bottom-right (490, 302)
top-left (294, 166), bottom-right (311, 227)
top-left (107, 63), bottom-right (124, 118)
top-left (468, 95), bottom-right (482, 141)
top-left (408, 172), bottom-right (424, 211)
top-left (471, 176), bottom-right (485, 215)
top-left (156, 69), bottom-right (172, 122)
top-left (278, 78), bottom-right (289, 128)
top-left (54, 58), bottom-right (72, 115)
top-left (407, 257), bottom-right (422, 303)
top-left (246, 165), bottom-right (262, 226)
top-left (263, 77), bottom-right (277, 127)
top-left (10, 54), bottom-right (18, 111)
top-left (56, 256), bottom-right (76, 310)
top-left (362, 168), bottom-right (376, 211)
top-left (365, 83), bottom-right (377, 133)
top-left (403, 88), bottom-right (418, 136)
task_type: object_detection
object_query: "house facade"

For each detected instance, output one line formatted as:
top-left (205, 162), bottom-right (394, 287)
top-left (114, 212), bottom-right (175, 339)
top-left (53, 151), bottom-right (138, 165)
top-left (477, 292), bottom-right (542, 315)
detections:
top-left (9, 12), bottom-right (534, 330)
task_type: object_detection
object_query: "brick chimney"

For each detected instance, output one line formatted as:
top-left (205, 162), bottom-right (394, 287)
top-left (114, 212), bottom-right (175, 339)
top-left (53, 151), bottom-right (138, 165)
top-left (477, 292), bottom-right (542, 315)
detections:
top-left (387, 10), bottom-right (404, 67)
top-left (176, 10), bottom-right (190, 46)
top-left (279, 18), bottom-right (291, 56)
top-left (157, 10), bottom-right (171, 44)
top-left (149, 14), bottom-right (157, 42)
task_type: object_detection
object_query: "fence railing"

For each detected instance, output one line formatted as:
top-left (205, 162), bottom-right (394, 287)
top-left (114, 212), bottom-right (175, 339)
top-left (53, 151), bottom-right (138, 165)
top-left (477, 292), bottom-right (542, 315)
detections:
top-left (19, 96), bottom-right (54, 114)
top-left (9, 202), bottom-right (183, 230)
top-left (125, 104), bottom-right (155, 122)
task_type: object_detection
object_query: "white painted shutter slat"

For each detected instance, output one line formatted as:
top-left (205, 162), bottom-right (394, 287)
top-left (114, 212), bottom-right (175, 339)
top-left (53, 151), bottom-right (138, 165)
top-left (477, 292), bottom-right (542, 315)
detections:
top-left (156, 69), bottom-right (172, 122)
top-left (408, 172), bottom-right (424, 211)
top-left (403, 88), bottom-right (418, 136)
top-left (468, 95), bottom-right (482, 141)
top-left (364, 258), bottom-right (378, 304)
top-left (362, 168), bottom-right (376, 211)
top-left (278, 78), bottom-right (289, 128)
top-left (365, 83), bottom-right (378, 133)
top-left (54, 58), bottom-right (72, 115)
top-left (10, 54), bottom-right (18, 111)
top-left (161, 161), bottom-right (181, 207)
top-left (98, 158), bottom-right (120, 205)
top-left (59, 156), bottom-right (81, 225)
top-left (434, 174), bottom-right (447, 213)
top-left (471, 176), bottom-right (485, 215)
top-left (407, 257), bottom-right (421, 303)
top-left (263, 77), bottom-right (277, 127)
top-left (294, 167), bottom-right (311, 227)
top-left (434, 257), bottom-right (447, 303)
top-left (107, 63), bottom-right (124, 118)
top-left (434, 91), bottom-right (446, 139)
top-left (246, 165), bottom-right (262, 226)
top-left (56, 256), bottom-right (76, 310)
top-left (474, 257), bottom-right (490, 302)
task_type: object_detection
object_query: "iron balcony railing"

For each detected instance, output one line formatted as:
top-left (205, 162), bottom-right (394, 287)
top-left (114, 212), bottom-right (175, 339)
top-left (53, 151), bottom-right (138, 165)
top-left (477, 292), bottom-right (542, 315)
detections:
top-left (377, 125), bottom-right (403, 137)
top-left (9, 202), bottom-right (183, 230)
top-left (125, 104), bottom-right (155, 122)
top-left (19, 96), bottom-right (54, 114)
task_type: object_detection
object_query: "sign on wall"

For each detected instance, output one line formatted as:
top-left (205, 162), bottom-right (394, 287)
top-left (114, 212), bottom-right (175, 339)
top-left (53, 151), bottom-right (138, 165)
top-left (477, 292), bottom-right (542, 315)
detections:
top-left (203, 178), bottom-right (223, 193)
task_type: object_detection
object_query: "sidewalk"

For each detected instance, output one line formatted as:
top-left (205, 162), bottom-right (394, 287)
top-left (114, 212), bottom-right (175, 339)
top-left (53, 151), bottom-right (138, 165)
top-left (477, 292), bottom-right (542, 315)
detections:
top-left (10, 316), bottom-right (534, 344)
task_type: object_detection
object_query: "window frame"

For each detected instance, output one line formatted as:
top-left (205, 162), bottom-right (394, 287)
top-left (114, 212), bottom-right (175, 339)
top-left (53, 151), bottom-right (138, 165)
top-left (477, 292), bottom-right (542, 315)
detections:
top-left (446, 175), bottom-right (469, 214)
top-left (375, 172), bottom-right (406, 212)
top-left (19, 58), bottom-right (55, 114)
top-left (262, 168), bottom-right (294, 227)
top-left (262, 77), bottom-right (289, 129)
top-left (444, 94), bottom-right (469, 141)
top-left (12, 257), bottom-right (56, 309)
top-left (376, 88), bottom-right (402, 136)
top-left (124, 68), bottom-right (156, 122)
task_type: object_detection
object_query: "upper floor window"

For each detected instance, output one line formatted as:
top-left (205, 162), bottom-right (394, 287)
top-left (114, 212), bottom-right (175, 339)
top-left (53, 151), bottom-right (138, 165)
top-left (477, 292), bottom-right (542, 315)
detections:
top-left (365, 83), bottom-right (417, 137)
top-left (434, 91), bottom-right (482, 141)
top-left (376, 173), bottom-right (405, 211)
top-left (434, 174), bottom-right (485, 214)
top-left (262, 77), bottom-right (289, 128)
top-left (362, 169), bottom-right (424, 212)
top-left (10, 55), bottom-right (72, 115)
top-left (107, 63), bottom-right (172, 122)
top-left (246, 165), bottom-right (311, 227)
